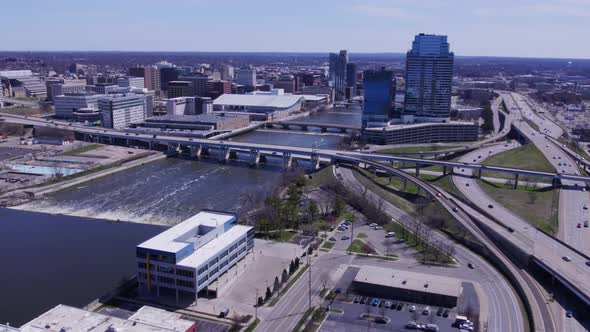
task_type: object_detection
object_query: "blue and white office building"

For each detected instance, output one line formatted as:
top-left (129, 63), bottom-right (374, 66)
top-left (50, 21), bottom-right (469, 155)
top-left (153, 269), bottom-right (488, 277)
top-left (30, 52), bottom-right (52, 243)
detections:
top-left (136, 211), bottom-right (254, 302)
top-left (362, 68), bottom-right (394, 128)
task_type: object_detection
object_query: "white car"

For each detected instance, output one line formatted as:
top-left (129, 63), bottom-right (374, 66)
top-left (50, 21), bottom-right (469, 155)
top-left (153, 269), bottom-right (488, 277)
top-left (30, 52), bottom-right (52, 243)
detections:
top-left (374, 226), bottom-right (383, 230)
top-left (409, 305), bottom-right (416, 312)
top-left (369, 223), bottom-right (377, 227)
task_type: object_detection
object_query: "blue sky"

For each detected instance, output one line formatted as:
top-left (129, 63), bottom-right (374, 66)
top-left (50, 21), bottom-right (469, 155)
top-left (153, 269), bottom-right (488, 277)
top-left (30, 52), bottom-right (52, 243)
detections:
top-left (2, 0), bottom-right (589, 58)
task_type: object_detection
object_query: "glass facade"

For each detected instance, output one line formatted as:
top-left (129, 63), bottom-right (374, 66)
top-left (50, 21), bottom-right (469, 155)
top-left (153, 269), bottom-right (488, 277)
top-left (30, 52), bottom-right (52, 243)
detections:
top-left (362, 68), bottom-right (394, 128)
top-left (404, 34), bottom-right (454, 120)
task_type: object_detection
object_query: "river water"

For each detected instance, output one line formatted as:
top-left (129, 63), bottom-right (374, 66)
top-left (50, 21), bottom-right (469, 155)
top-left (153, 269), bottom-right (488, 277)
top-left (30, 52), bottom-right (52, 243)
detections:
top-left (0, 209), bottom-right (165, 326)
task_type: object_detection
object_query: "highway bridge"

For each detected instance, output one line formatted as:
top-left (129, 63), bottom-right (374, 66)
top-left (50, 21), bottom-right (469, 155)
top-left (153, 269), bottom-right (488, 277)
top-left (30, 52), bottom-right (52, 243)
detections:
top-left (267, 120), bottom-right (360, 133)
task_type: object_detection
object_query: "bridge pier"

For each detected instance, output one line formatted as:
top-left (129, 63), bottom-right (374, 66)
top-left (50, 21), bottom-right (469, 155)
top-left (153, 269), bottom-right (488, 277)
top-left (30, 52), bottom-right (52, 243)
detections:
top-left (228, 150), bottom-right (238, 160)
top-left (415, 166), bottom-right (420, 177)
top-left (126, 139), bottom-right (131, 147)
top-left (282, 153), bottom-right (292, 169)
top-left (281, 124), bottom-right (290, 130)
top-left (340, 128), bottom-right (346, 133)
top-left (166, 143), bottom-right (180, 156)
top-left (513, 173), bottom-right (519, 189)
top-left (403, 179), bottom-right (408, 190)
top-left (300, 125), bottom-right (308, 131)
top-left (188, 145), bottom-right (203, 157)
top-left (443, 166), bottom-right (447, 175)
top-left (475, 169), bottom-right (482, 179)
top-left (218, 148), bottom-right (230, 162)
top-left (320, 127), bottom-right (327, 133)
top-left (309, 154), bottom-right (320, 170)
top-left (250, 150), bottom-right (260, 166)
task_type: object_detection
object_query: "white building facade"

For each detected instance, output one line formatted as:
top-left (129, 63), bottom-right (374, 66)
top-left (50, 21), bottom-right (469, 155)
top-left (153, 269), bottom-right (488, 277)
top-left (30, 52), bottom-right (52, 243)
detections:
top-left (99, 94), bottom-right (147, 129)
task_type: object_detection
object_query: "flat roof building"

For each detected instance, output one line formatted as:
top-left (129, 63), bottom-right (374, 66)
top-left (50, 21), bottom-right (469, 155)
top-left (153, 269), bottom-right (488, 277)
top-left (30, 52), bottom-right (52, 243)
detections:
top-left (137, 210), bottom-right (254, 303)
top-left (99, 93), bottom-right (147, 129)
top-left (362, 121), bottom-right (478, 145)
top-left (352, 266), bottom-right (462, 307)
top-left (213, 90), bottom-right (303, 120)
top-left (54, 93), bottom-right (100, 119)
top-left (18, 304), bottom-right (196, 332)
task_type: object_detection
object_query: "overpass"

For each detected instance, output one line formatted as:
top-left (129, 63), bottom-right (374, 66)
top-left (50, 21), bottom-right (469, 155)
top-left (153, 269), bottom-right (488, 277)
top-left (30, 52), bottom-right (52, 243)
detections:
top-left (2, 112), bottom-right (590, 185)
top-left (267, 121), bottom-right (360, 133)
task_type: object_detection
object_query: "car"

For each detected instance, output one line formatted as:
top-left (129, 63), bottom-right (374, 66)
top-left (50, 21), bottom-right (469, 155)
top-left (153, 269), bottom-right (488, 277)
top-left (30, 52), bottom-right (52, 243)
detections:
top-left (369, 223), bottom-right (377, 227)
top-left (563, 256), bottom-right (572, 262)
top-left (465, 183), bottom-right (470, 187)
top-left (337, 227), bottom-right (345, 231)
top-left (586, 261), bottom-right (590, 267)
top-left (360, 297), bottom-right (368, 304)
top-left (553, 156), bottom-right (557, 159)
top-left (379, 300), bottom-right (386, 307)
top-left (396, 302), bottom-right (404, 310)
top-left (436, 307), bottom-right (444, 316)
top-left (436, 193), bottom-right (441, 197)
top-left (472, 159), bottom-right (476, 162)
top-left (442, 309), bottom-right (450, 317)
top-left (585, 221), bottom-right (589, 227)
top-left (353, 296), bottom-right (360, 303)
top-left (329, 237), bottom-right (336, 241)
top-left (334, 288), bottom-right (342, 294)
top-left (452, 207), bottom-right (459, 212)
top-left (341, 236), bottom-right (350, 240)
top-left (577, 223), bottom-right (582, 229)
top-left (566, 310), bottom-right (573, 318)
top-left (547, 144), bottom-right (551, 147)
top-left (425, 324), bottom-right (439, 332)
top-left (385, 231), bottom-right (396, 238)
top-left (584, 205), bottom-right (588, 210)
top-left (459, 324), bottom-right (474, 331)
top-left (405, 321), bottom-right (418, 329)
top-left (488, 204), bottom-right (494, 208)
top-left (372, 298), bottom-right (380, 306)
top-left (374, 226), bottom-right (383, 230)
top-left (384, 301), bottom-right (392, 308)
top-left (409, 305), bottom-right (416, 312)
top-left (344, 220), bottom-right (352, 225)
top-left (391, 301), bottom-right (397, 308)
top-left (423, 306), bottom-right (431, 315)
top-left (467, 263), bottom-right (475, 269)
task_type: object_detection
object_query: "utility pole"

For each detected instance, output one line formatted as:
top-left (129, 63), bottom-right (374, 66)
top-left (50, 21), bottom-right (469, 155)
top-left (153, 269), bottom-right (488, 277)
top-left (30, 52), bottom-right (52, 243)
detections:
top-left (308, 244), bottom-right (312, 311)
top-left (350, 219), bottom-right (354, 253)
top-left (255, 288), bottom-right (258, 320)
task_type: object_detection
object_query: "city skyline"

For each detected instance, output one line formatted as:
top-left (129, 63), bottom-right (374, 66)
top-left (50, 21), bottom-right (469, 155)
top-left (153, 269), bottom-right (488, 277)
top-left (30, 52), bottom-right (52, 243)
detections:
top-left (2, 0), bottom-right (590, 59)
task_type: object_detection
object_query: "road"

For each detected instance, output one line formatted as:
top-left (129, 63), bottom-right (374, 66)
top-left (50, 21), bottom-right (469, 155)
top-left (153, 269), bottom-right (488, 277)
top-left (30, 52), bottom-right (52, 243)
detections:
top-left (336, 167), bottom-right (525, 332)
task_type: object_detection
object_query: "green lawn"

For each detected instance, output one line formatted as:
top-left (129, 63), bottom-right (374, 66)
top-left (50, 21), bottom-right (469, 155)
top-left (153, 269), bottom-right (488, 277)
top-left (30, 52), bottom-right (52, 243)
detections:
top-left (356, 233), bottom-right (367, 239)
top-left (352, 170), bottom-right (416, 214)
top-left (271, 230), bottom-right (298, 242)
top-left (483, 143), bottom-right (555, 173)
top-left (62, 144), bottom-right (101, 156)
top-left (384, 221), bottom-right (454, 264)
top-left (376, 145), bottom-right (462, 154)
top-left (321, 241), bottom-right (335, 249)
top-left (329, 308), bottom-right (344, 314)
top-left (357, 168), bottom-right (420, 195)
top-left (479, 180), bottom-right (559, 234)
top-left (244, 318), bottom-right (260, 332)
top-left (347, 239), bottom-right (376, 254)
top-left (309, 166), bottom-right (337, 187)
top-left (419, 174), bottom-right (466, 200)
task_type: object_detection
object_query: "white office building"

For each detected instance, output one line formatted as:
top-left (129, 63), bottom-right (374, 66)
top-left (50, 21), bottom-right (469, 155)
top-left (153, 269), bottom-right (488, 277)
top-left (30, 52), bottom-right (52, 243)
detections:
top-left (167, 97), bottom-right (196, 116)
top-left (99, 93), bottom-right (147, 129)
top-left (118, 77), bottom-right (145, 89)
top-left (54, 93), bottom-right (100, 119)
top-left (235, 67), bottom-right (256, 87)
top-left (136, 210), bottom-right (254, 303)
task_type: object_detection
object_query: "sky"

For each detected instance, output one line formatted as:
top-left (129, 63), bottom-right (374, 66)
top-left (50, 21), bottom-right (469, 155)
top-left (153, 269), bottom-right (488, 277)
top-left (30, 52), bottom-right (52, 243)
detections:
top-left (2, 0), bottom-right (589, 59)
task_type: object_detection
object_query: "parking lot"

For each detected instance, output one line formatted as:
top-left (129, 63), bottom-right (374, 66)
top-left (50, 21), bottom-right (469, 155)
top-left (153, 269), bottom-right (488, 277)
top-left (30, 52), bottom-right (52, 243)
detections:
top-left (321, 300), bottom-right (457, 332)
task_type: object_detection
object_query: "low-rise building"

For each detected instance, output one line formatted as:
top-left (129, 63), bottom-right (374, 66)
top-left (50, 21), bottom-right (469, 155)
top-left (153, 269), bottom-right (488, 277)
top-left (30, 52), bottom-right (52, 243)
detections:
top-left (118, 77), bottom-right (146, 89)
top-left (136, 210), bottom-right (254, 303)
top-left (352, 266), bottom-right (463, 307)
top-left (54, 93), bottom-right (100, 119)
top-left (213, 89), bottom-right (304, 120)
top-left (362, 121), bottom-right (478, 145)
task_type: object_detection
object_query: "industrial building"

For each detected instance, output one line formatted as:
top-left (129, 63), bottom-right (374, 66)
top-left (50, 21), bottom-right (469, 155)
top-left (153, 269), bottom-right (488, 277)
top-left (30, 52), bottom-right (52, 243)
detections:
top-left (0, 70), bottom-right (47, 98)
top-left (17, 304), bottom-right (196, 332)
top-left (213, 89), bottom-right (304, 120)
top-left (352, 266), bottom-right (462, 307)
top-left (136, 210), bottom-right (254, 303)
top-left (362, 121), bottom-right (478, 145)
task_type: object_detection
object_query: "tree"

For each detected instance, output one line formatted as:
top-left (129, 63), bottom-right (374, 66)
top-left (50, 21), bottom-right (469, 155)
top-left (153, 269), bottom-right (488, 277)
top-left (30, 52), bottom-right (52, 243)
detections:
top-left (480, 103), bottom-right (494, 132)
top-left (257, 218), bottom-right (272, 239)
top-left (528, 191), bottom-right (538, 204)
top-left (273, 276), bottom-right (280, 292)
top-left (289, 260), bottom-right (295, 275)
top-left (282, 268), bottom-right (289, 283)
top-left (308, 201), bottom-right (319, 222)
top-left (334, 194), bottom-right (345, 216)
top-left (257, 296), bottom-right (264, 306)
top-left (265, 287), bottom-right (272, 301)
top-left (295, 257), bottom-right (300, 268)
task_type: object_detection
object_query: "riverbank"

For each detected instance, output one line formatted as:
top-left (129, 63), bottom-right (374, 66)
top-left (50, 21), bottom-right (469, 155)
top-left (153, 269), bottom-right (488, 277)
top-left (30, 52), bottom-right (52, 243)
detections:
top-left (1, 152), bottom-right (165, 208)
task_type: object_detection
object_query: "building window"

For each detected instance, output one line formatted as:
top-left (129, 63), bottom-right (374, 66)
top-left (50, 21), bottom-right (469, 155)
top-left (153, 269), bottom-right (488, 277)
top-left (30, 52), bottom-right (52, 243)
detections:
top-left (230, 243), bottom-right (238, 252)
top-left (157, 266), bottom-right (174, 274)
top-left (177, 279), bottom-right (195, 288)
top-left (198, 276), bottom-right (208, 286)
top-left (198, 266), bottom-right (208, 275)
top-left (157, 276), bottom-right (175, 285)
top-left (176, 269), bottom-right (194, 278)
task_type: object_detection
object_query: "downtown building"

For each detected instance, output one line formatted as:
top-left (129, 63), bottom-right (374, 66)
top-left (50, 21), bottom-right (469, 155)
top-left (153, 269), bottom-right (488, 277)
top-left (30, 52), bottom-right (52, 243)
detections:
top-left (118, 77), bottom-right (145, 89)
top-left (362, 68), bottom-right (394, 128)
top-left (403, 33), bottom-right (454, 123)
top-left (136, 211), bottom-right (254, 303)
top-left (235, 67), bottom-right (257, 87)
top-left (329, 50), bottom-right (349, 101)
top-left (99, 93), bottom-right (148, 129)
top-left (54, 93), bottom-right (100, 120)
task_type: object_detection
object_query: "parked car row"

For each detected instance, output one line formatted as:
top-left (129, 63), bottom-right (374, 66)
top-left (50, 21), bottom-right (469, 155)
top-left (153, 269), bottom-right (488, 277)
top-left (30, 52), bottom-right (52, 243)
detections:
top-left (351, 296), bottom-right (450, 317)
top-left (405, 321), bottom-right (439, 331)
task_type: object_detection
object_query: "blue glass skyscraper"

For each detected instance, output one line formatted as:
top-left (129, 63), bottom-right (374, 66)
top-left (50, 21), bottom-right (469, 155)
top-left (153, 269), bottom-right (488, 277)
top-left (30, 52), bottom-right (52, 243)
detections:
top-left (362, 68), bottom-right (394, 128)
top-left (404, 34), bottom-right (454, 122)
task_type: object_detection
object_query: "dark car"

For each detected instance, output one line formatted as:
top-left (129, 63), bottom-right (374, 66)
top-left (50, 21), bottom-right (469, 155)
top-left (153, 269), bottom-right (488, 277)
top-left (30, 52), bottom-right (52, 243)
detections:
top-left (467, 263), bottom-right (475, 269)
top-left (396, 303), bottom-right (404, 310)
top-left (436, 308), bottom-right (444, 316)
top-left (379, 300), bottom-right (386, 307)
top-left (442, 309), bottom-right (450, 318)
top-left (360, 297), bottom-right (368, 304)
top-left (391, 301), bottom-right (397, 308)
top-left (353, 297), bottom-right (360, 303)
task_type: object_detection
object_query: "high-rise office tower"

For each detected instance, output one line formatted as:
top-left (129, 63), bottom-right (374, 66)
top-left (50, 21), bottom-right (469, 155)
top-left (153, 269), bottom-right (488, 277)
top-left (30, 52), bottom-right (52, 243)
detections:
top-left (235, 67), bottom-right (256, 87)
top-left (346, 62), bottom-right (357, 99)
top-left (404, 33), bottom-right (454, 122)
top-left (159, 67), bottom-right (179, 92)
top-left (328, 50), bottom-right (348, 101)
top-left (144, 65), bottom-right (161, 94)
top-left (99, 94), bottom-right (147, 129)
top-left (362, 68), bottom-right (394, 128)
top-left (221, 65), bottom-right (234, 81)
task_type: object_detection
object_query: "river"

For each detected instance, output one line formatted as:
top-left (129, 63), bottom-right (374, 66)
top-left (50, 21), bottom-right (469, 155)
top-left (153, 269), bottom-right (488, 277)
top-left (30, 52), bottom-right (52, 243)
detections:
top-left (0, 209), bottom-right (165, 326)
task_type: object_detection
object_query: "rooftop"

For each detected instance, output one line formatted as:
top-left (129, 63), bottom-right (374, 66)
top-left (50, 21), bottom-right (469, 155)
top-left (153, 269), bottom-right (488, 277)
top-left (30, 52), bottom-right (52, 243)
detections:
top-left (213, 93), bottom-right (303, 109)
top-left (19, 304), bottom-right (195, 332)
top-left (364, 120), bottom-right (477, 132)
top-left (354, 266), bottom-right (462, 298)
top-left (138, 211), bottom-right (236, 255)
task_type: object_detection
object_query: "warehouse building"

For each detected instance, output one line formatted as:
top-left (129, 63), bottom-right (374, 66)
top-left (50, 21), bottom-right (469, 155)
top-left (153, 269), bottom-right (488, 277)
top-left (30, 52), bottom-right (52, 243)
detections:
top-left (352, 266), bottom-right (462, 307)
